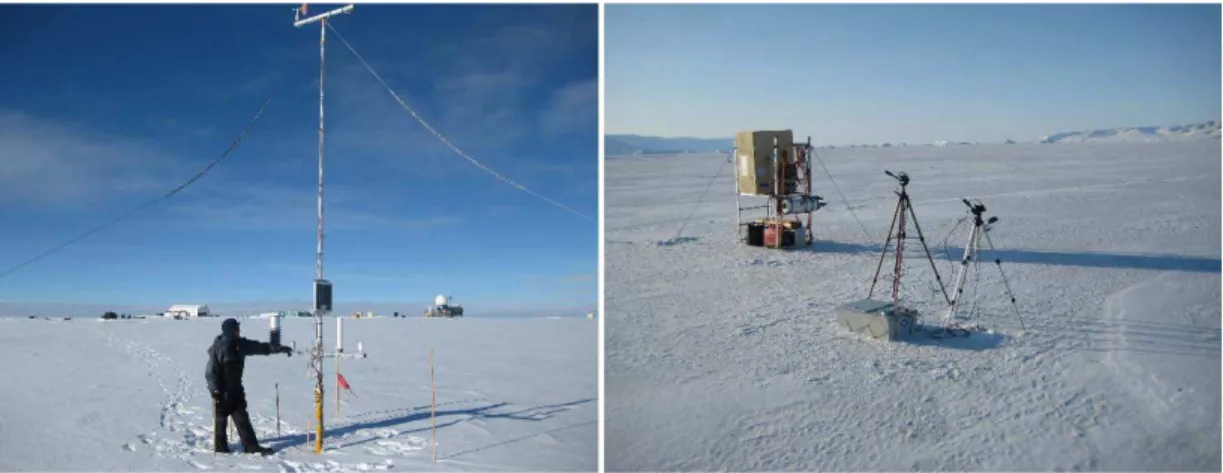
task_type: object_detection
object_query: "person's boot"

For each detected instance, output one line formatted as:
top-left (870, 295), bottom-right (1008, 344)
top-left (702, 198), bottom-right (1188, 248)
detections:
top-left (230, 406), bottom-right (271, 455)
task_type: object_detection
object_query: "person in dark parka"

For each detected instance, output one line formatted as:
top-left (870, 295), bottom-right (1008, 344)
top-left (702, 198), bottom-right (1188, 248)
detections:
top-left (205, 318), bottom-right (292, 454)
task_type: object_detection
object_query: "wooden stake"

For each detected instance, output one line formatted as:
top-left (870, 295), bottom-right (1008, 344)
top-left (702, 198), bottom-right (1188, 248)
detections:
top-left (336, 354), bottom-right (341, 417)
top-left (336, 316), bottom-right (343, 418)
top-left (430, 347), bottom-right (436, 463)
top-left (275, 382), bottom-right (281, 437)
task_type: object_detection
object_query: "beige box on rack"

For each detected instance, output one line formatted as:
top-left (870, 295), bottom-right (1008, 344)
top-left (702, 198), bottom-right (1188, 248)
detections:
top-left (734, 130), bottom-right (794, 196)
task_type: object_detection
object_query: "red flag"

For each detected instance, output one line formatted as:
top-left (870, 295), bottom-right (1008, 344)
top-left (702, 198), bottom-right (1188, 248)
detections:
top-left (337, 372), bottom-right (357, 397)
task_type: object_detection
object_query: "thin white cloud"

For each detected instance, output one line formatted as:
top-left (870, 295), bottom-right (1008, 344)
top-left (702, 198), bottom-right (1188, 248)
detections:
top-left (436, 70), bottom-right (534, 96)
top-left (430, 69), bottom-right (535, 145)
top-left (314, 19), bottom-right (596, 183)
top-left (216, 69), bottom-right (287, 102)
top-left (318, 62), bottom-right (518, 180)
top-left (0, 12), bottom-right (594, 227)
top-left (515, 271), bottom-right (598, 286)
top-left (162, 184), bottom-right (463, 232)
top-left (0, 109), bottom-right (185, 209)
top-left (540, 79), bottom-right (598, 138)
top-left (0, 108), bottom-right (450, 233)
top-left (437, 23), bottom-right (578, 79)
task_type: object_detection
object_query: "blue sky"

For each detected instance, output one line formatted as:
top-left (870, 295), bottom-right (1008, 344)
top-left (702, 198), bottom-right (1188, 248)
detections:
top-left (606, 4), bottom-right (1222, 145)
top-left (0, 4), bottom-right (597, 313)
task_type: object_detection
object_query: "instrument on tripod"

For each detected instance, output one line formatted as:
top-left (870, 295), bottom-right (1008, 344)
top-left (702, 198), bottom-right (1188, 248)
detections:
top-left (838, 171), bottom-right (949, 342)
top-left (943, 199), bottom-right (1025, 330)
top-left (867, 171), bottom-right (950, 306)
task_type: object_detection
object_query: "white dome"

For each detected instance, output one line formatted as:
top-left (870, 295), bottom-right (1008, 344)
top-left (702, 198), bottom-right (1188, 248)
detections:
top-left (434, 294), bottom-right (449, 306)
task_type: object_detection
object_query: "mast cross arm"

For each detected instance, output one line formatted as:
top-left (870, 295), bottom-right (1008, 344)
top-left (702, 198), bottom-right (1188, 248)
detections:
top-left (294, 4), bottom-right (354, 27)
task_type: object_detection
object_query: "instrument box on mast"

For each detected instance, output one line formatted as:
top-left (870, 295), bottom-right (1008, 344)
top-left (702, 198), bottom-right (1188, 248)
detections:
top-left (734, 129), bottom-right (824, 249)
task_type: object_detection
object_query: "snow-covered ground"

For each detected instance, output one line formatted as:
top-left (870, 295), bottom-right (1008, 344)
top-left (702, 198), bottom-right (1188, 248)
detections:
top-left (604, 140), bottom-right (1221, 471)
top-left (0, 316), bottom-right (596, 472)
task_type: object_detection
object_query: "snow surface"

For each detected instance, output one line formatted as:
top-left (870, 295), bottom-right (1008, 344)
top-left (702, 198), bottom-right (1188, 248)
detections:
top-left (605, 140), bottom-right (1221, 471)
top-left (0, 317), bottom-right (596, 472)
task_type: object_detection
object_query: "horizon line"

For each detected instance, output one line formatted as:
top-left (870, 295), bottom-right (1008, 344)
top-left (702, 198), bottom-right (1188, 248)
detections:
top-left (606, 117), bottom-right (1221, 144)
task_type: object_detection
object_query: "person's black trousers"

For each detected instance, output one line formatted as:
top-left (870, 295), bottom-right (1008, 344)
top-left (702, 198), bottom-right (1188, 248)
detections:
top-left (213, 398), bottom-right (260, 452)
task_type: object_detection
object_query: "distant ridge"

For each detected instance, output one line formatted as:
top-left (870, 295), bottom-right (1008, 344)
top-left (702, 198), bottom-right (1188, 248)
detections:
top-left (606, 120), bottom-right (1220, 155)
top-left (1036, 121), bottom-right (1220, 144)
top-left (605, 135), bottom-right (730, 155)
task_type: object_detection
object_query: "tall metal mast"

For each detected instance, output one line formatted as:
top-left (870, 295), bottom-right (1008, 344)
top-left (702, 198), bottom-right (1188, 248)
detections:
top-left (293, 3), bottom-right (353, 455)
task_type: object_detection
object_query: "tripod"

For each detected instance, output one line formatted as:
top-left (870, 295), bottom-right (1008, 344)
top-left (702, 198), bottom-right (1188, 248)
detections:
top-left (867, 171), bottom-right (950, 306)
top-left (942, 199), bottom-right (1025, 330)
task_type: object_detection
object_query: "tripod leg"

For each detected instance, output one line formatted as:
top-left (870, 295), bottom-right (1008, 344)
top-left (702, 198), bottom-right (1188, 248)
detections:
top-left (945, 224), bottom-right (979, 325)
top-left (982, 231), bottom-right (1026, 331)
top-left (891, 198), bottom-right (907, 303)
top-left (904, 197), bottom-right (951, 304)
top-left (868, 197), bottom-right (903, 299)
top-left (968, 229), bottom-right (984, 322)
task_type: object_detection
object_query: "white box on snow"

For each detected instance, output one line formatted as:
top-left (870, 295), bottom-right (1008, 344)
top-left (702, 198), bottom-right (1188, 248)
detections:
top-left (836, 299), bottom-right (918, 341)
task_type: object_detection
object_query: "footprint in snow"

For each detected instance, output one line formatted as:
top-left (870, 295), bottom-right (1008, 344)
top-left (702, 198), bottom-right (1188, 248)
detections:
top-left (278, 460), bottom-right (302, 473)
top-left (122, 443), bottom-right (136, 452)
top-left (746, 259), bottom-right (791, 267)
top-left (656, 236), bottom-right (698, 246)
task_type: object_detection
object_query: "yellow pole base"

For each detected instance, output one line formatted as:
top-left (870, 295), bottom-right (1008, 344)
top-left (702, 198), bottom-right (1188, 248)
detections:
top-left (314, 389), bottom-right (324, 454)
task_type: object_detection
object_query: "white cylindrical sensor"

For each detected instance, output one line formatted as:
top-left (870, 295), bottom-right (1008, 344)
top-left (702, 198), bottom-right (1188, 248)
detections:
top-left (336, 317), bottom-right (344, 352)
top-left (269, 313), bottom-right (282, 347)
top-left (781, 195), bottom-right (822, 215)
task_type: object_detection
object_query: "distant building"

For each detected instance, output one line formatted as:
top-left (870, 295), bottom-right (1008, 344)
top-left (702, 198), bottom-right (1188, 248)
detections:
top-left (164, 304), bottom-right (210, 319)
top-left (257, 310), bottom-right (310, 318)
top-left (424, 294), bottom-right (464, 318)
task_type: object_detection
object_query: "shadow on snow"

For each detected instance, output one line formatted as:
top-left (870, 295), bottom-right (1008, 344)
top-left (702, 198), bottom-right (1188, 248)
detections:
top-left (263, 398), bottom-right (595, 453)
top-left (899, 325), bottom-right (1008, 351)
top-left (804, 240), bottom-right (1221, 273)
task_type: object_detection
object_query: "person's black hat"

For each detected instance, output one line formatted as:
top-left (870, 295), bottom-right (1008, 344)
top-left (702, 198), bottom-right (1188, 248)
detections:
top-left (221, 318), bottom-right (240, 333)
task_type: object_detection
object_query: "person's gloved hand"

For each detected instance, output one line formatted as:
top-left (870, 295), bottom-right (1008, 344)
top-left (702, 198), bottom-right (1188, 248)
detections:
top-left (211, 391), bottom-right (224, 403)
top-left (279, 345), bottom-right (293, 357)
